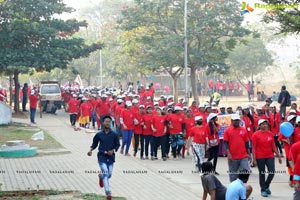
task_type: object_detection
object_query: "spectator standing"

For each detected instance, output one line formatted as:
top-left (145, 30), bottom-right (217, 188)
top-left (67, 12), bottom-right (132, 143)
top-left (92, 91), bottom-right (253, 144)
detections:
top-left (22, 83), bottom-right (28, 112)
top-left (278, 85), bottom-right (291, 118)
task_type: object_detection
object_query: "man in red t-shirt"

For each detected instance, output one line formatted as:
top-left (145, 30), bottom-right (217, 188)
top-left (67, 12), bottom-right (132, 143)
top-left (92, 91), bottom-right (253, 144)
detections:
top-left (96, 94), bottom-right (111, 130)
top-left (167, 106), bottom-right (185, 159)
top-left (224, 114), bottom-right (250, 182)
top-left (289, 141), bottom-right (300, 199)
top-left (68, 94), bottom-right (80, 127)
top-left (29, 90), bottom-right (39, 124)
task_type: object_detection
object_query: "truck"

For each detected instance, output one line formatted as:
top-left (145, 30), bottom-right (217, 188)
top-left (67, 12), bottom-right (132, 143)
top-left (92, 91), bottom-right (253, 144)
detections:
top-left (39, 81), bottom-right (62, 110)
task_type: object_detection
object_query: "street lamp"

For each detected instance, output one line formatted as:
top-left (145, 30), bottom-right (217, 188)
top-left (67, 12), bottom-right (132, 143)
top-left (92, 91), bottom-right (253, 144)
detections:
top-left (184, 0), bottom-right (189, 100)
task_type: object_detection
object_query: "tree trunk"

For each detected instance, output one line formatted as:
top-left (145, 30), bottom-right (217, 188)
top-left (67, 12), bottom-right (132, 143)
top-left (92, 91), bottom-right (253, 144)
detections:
top-left (190, 65), bottom-right (199, 104)
top-left (172, 76), bottom-right (178, 103)
top-left (9, 74), bottom-right (13, 106)
top-left (13, 69), bottom-right (20, 113)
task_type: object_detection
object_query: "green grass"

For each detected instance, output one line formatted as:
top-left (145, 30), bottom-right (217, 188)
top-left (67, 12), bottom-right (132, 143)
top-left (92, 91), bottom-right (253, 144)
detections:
top-left (0, 126), bottom-right (63, 150)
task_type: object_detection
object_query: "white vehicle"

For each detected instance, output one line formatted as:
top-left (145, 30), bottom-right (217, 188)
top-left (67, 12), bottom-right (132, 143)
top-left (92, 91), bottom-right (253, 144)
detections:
top-left (39, 81), bottom-right (62, 109)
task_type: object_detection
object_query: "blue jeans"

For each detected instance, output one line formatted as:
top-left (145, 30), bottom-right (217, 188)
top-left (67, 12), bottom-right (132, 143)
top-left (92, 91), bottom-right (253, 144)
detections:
top-left (30, 108), bottom-right (36, 123)
top-left (99, 162), bottom-right (113, 195)
top-left (122, 130), bottom-right (133, 154)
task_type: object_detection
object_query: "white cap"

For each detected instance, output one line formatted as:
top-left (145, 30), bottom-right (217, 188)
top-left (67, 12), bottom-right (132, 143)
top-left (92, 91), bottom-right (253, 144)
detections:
top-left (220, 105), bottom-right (226, 108)
top-left (183, 106), bottom-right (188, 110)
top-left (72, 94), bottom-right (77, 98)
top-left (289, 109), bottom-right (297, 114)
top-left (231, 114), bottom-right (240, 120)
top-left (125, 101), bottom-right (132, 107)
top-left (146, 96), bottom-right (151, 99)
top-left (211, 102), bottom-right (217, 106)
top-left (30, 90), bottom-right (35, 95)
top-left (296, 116), bottom-right (300, 124)
top-left (256, 105), bottom-right (262, 110)
top-left (117, 99), bottom-right (123, 103)
top-left (195, 116), bottom-right (203, 121)
top-left (109, 98), bottom-right (113, 101)
top-left (154, 102), bottom-right (159, 105)
top-left (258, 119), bottom-right (268, 126)
top-left (179, 97), bottom-right (184, 100)
top-left (204, 102), bottom-right (209, 106)
top-left (207, 113), bottom-right (218, 122)
top-left (211, 106), bottom-right (217, 110)
top-left (241, 105), bottom-right (249, 110)
top-left (132, 99), bottom-right (139, 104)
top-left (198, 103), bottom-right (205, 108)
top-left (82, 97), bottom-right (88, 101)
top-left (168, 102), bottom-right (175, 106)
top-left (128, 93), bottom-right (134, 97)
top-left (269, 103), bottom-right (275, 108)
top-left (101, 94), bottom-right (107, 98)
top-left (146, 105), bottom-right (153, 109)
top-left (174, 106), bottom-right (183, 111)
top-left (139, 105), bottom-right (145, 109)
top-left (287, 115), bottom-right (297, 122)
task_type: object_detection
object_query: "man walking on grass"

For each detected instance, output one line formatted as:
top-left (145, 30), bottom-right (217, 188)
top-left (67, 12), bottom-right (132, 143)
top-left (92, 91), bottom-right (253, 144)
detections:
top-left (88, 116), bottom-right (120, 200)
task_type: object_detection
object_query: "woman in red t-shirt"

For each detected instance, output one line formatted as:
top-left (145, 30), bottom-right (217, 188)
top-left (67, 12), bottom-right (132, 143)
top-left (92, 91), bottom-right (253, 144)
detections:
top-left (133, 105), bottom-right (145, 158)
top-left (151, 107), bottom-right (167, 160)
top-left (269, 104), bottom-right (283, 157)
top-left (190, 116), bottom-right (206, 173)
top-left (252, 119), bottom-right (282, 197)
top-left (205, 113), bottom-right (220, 175)
top-left (142, 105), bottom-right (154, 159)
top-left (120, 101), bottom-right (135, 156)
top-left (183, 109), bottom-right (195, 157)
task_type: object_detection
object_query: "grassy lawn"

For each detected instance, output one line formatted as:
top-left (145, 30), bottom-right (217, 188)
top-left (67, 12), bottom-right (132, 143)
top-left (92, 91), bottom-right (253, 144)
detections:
top-left (0, 124), bottom-right (64, 150)
top-left (0, 190), bottom-right (127, 200)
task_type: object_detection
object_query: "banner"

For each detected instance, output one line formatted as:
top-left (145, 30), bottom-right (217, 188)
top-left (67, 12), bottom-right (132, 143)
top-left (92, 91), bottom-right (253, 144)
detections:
top-left (74, 75), bottom-right (83, 88)
top-left (217, 114), bottom-right (231, 139)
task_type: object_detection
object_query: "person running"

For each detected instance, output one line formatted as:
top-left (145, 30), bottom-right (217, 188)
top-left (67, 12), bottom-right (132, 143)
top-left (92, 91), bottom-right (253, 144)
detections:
top-left (288, 139), bottom-right (300, 200)
top-left (190, 116), bottom-right (206, 172)
top-left (167, 106), bottom-right (185, 160)
top-left (142, 105), bottom-right (154, 160)
top-left (87, 116), bottom-right (120, 200)
top-left (252, 119), bottom-right (282, 197)
top-left (68, 94), bottom-right (80, 128)
top-left (183, 109), bottom-right (195, 157)
top-left (120, 101), bottom-right (135, 156)
top-left (269, 103), bottom-right (283, 157)
top-left (151, 107), bottom-right (167, 161)
top-left (133, 105), bottom-right (145, 158)
top-left (201, 161), bottom-right (227, 200)
top-left (224, 114), bottom-right (251, 182)
top-left (205, 113), bottom-right (220, 175)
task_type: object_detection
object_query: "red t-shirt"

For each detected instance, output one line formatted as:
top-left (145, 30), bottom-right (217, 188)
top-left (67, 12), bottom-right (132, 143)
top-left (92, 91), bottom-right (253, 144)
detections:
top-left (269, 113), bottom-right (281, 134)
top-left (134, 112), bottom-right (144, 134)
top-left (120, 109), bottom-right (135, 130)
top-left (167, 113), bottom-right (185, 134)
top-left (252, 130), bottom-right (276, 159)
top-left (96, 99), bottom-right (110, 116)
top-left (189, 105), bottom-right (198, 114)
top-left (293, 127), bottom-right (300, 143)
top-left (68, 99), bottom-right (80, 114)
top-left (152, 115), bottom-right (166, 137)
top-left (289, 141), bottom-right (300, 181)
top-left (130, 106), bottom-right (139, 115)
top-left (80, 102), bottom-right (91, 117)
top-left (190, 126), bottom-right (206, 144)
top-left (184, 117), bottom-right (195, 138)
top-left (29, 95), bottom-right (38, 109)
top-left (205, 123), bottom-right (220, 144)
top-left (242, 115), bottom-right (254, 140)
top-left (224, 126), bottom-right (249, 160)
top-left (142, 114), bottom-right (153, 135)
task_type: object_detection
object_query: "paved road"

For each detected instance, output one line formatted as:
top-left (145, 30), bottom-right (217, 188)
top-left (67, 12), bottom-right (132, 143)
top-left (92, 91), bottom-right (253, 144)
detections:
top-left (0, 109), bottom-right (295, 199)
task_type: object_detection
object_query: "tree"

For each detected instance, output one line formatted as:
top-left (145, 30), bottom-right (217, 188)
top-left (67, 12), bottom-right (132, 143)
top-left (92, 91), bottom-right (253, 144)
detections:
top-left (226, 38), bottom-right (273, 84)
top-left (0, 0), bottom-right (104, 112)
top-left (118, 0), bottom-right (250, 102)
top-left (262, 0), bottom-right (300, 34)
